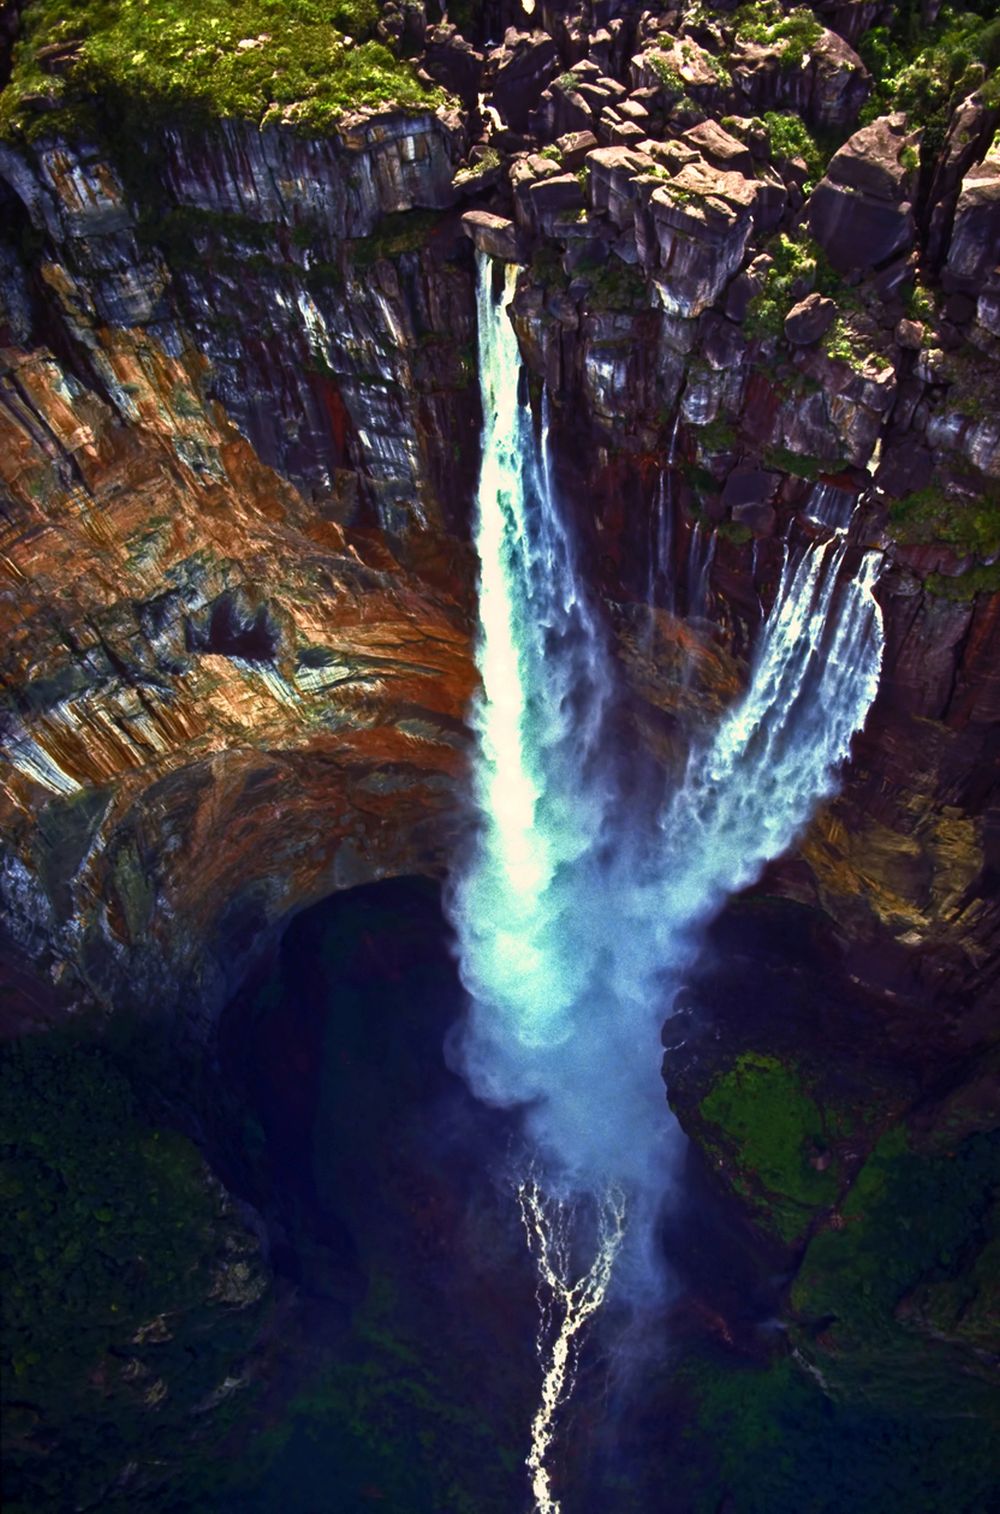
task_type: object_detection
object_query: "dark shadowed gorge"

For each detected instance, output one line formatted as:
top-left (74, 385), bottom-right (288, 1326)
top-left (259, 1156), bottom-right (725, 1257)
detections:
top-left (1, 1), bottom-right (998, 1510)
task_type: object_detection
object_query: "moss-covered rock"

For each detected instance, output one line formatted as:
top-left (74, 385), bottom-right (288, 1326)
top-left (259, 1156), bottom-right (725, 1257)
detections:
top-left (0, 0), bottom-right (445, 143)
top-left (790, 1121), bottom-right (1000, 1415)
top-left (696, 1051), bottom-right (839, 1243)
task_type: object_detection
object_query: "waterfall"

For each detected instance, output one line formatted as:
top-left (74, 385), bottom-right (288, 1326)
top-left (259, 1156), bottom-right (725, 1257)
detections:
top-left (448, 255), bottom-right (885, 1514)
top-left (645, 414), bottom-right (680, 629)
top-left (686, 519), bottom-right (716, 620)
top-left (647, 536), bottom-right (883, 962)
top-left (448, 257), bottom-right (614, 1063)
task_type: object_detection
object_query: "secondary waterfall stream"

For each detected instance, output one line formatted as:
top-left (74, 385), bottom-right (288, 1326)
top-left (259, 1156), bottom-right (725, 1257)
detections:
top-left (448, 257), bottom-right (885, 1513)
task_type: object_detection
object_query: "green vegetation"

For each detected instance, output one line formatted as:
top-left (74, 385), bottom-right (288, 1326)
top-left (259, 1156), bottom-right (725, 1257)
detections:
top-left (347, 208), bottom-right (443, 267)
top-left (1, 1033), bottom-right (269, 1512)
top-left (762, 110), bottom-right (825, 187)
top-left (717, 518), bottom-right (753, 545)
top-left (675, 1344), bottom-right (1000, 1514)
top-left (890, 475), bottom-right (1000, 601)
top-left (744, 232), bottom-right (819, 339)
top-left (452, 145), bottom-right (501, 187)
top-left (137, 204), bottom-right (277, 266)
top-left (698, 1052), bottom-right (838, 1242)
top-left (0, 0), bottom-right (445, 142)
top-left (648, 53), bottom-right (686, 94)
top-left (529, 242), bottom-right (569, 292)
top-left (581, 255), bottom-right (649, 312)
top-left (858, 3), bottom-right (1000, 158)
top-left (822, 313), bottom-right (862, 363)
top-left (889, 475), bottom-right (1000, 557)
top-left (698, 417), bottom-right (737, 454)
top-left (744, 230), bottom-right (866, 349)
top-left (791, 1124), bottom-right (1000, 1409)
top-left (763, 445), bottom-right (850, 480)
top-left (730, 1), bottom-right (823, 69)
top-left (225, 1269), bottom-right (519, 1514)
top-left (926, 562), bottom-right (1000, 600)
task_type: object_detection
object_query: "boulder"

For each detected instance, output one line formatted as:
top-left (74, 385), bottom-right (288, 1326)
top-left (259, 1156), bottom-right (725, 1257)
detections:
top-left (944, 143), bottom-right (1000, 293)
top-left (807, 113), bottom-right (919, 274)
top-left (422, 24), bottom-right (483, 108)
top-left (728, 25), bottom-right (870, 132)
top-left (585, 145), bottom-right (656, 230)
top-left (487, 28), bottom-right (560, 132)
top-left (876, 441), bottom-right (934, 498)
top-left (784, 292), bottom-right (837, 345)
top-left (528, 172), bottom-right (586, 235)
top-left (645, 159), bottom-right (763, 317)
top-left (722, 467), bottom-right (781, 509)
top-left (460, 210), bottom-right (522, 262)
top-left (924, 92), bottom-right (1000, 269)
top-left (533, 77), bottom-right (596, 138)
top-left (683, 119), bottom-right (755, 177)
top-left (607, 119), bottom-right (648, 147)
top-left (895, 317), bottom-right (924, 350)
top-left (510, 151), bottom-right (563, 231)
top-left (631, 36), bottom-right (724, 98)
top-left (556, 130), bottom-right (598, 169)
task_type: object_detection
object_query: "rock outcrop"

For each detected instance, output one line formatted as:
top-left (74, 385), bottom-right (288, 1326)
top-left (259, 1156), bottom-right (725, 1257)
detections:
top-left (0, 224), bottom-right (476, 1031)
top-left (808, 113), bottom-right (920, 274)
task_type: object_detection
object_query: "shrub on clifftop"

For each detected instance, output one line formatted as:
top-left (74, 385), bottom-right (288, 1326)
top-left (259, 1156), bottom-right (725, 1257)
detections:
top-left (0, 0), bottom-right (445, 141)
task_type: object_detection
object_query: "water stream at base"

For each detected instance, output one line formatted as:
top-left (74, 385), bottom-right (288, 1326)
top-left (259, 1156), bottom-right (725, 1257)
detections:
top-left (449, 257), bottom-right (885, 1513)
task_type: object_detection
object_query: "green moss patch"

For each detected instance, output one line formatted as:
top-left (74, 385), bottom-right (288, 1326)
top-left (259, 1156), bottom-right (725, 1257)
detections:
top-left (581, 256), bottom-right (649, 312)
top-left (347, 208), bottom-right (445, 268)
top-left (888, 474), bottom-right (1000, 562)
top-left (792, 1125), bottom-right (999, 1339)
top-left (730, 1), bottom-right (823, 68)
top-left (762, 110), bottom-right (825, 186)
top-left (788, 1120), bottom-right (1000, 1425)
top-left (0, 0), bottom-right (444, 142)
top-left (862, 354), bottom-right (999, 605)
top-left (699, 1052), bottom-right (838, 1242)
top-left (858, 5), bottom-right (1000, 158)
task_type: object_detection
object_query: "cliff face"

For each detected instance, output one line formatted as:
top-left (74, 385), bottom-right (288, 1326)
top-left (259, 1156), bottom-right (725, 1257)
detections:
top-left (0, 5), bottom-right (996, 1088)
top-left (0, 111), bottom-right (480, 1030)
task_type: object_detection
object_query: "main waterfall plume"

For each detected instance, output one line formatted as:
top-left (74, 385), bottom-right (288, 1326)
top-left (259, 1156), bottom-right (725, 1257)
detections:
top-left (448, 254), bottom-right (885, 1512)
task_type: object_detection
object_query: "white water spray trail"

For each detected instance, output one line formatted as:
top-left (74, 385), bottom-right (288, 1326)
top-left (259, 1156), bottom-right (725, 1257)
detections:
top-left (518, 1180), bottom-right (627, 1514)
top-left (453, 253), bottom-right (614, 1075)
top-left (651, 533), bottom-right (883, 943)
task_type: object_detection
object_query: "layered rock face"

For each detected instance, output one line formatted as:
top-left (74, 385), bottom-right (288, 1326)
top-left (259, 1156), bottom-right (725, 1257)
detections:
top-left (0, 6), bottom-right (997, 1124)
top-left (0, 108), bottom-right (479, 1030)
